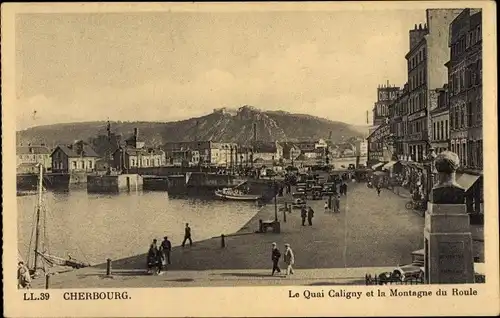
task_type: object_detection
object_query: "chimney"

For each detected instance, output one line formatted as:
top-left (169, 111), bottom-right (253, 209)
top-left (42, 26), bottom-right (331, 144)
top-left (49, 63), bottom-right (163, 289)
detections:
top-left (134, 128), bottom-right (139, 140)
top-left (414, 24), bottom-right (417, 30)
top-left (418, 23), bottom-right (422, 30)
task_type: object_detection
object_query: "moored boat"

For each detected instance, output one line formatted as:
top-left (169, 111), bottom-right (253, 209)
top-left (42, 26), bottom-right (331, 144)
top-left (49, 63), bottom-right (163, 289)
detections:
top-left (215, 188), bottom-right (262, 201)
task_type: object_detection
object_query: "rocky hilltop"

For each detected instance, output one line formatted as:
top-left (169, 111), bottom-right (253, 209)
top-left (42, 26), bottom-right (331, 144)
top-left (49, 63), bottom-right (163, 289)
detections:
top-left (16, 106), bottom-right (367, 147)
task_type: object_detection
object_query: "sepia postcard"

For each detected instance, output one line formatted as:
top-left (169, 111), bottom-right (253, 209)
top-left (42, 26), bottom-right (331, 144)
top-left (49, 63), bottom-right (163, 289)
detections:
top-left (2, 1), bottom-right (499, 317)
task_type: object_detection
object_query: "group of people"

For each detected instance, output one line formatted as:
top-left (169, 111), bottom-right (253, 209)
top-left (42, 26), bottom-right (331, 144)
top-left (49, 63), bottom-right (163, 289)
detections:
top-left (271, 242), bottom-right (295, 276)
top-left (324, 194), bottom-right (341, 213)
top-left (146, 223), bottom-right (193, 274)
top-left (300, 206), bottom-right (315, 226)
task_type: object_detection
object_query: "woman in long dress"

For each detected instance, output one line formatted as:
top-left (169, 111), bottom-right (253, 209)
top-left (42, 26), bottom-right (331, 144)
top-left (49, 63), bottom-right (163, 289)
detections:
top-left (283, 244), bottom-right (295, 275)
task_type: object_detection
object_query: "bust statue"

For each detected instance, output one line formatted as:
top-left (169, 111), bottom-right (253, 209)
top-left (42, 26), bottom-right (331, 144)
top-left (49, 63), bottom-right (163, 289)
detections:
top-left (429, 151), bottom-right (465, 204)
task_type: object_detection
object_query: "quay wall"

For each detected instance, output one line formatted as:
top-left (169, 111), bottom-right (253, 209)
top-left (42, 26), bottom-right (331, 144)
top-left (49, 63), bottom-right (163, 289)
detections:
top-left (87, 174), bottom-right (143, 193)
top-left (17, 173), bottom-right (70, 191)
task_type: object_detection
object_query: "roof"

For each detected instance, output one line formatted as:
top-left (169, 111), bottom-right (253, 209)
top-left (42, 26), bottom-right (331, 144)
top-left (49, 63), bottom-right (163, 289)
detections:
top-left (17, 146), bottom-right (51, 155)
top-left (52, 144), bottom-right (100, 158)
top-left (116, 147), bottom-right (165, 156)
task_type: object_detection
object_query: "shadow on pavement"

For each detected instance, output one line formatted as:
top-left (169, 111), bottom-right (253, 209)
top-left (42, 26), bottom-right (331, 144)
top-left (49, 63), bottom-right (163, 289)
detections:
top-left (308, 281), bottom-right (364, 286)
top-left (216, 272), bottom-right (274, 278)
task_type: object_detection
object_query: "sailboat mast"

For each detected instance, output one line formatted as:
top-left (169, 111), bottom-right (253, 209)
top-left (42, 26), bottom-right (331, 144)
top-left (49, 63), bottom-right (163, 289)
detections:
top-left (33, 164), bottom-right (43, 271)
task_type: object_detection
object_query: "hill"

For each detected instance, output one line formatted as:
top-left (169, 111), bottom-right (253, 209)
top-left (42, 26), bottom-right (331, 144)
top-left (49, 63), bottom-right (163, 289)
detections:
top-left (16, 106), bottom-right (365, 148)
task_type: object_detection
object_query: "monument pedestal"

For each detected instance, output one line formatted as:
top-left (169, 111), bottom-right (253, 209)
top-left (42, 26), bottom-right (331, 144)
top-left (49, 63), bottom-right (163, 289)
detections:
top-left (424, 203), bottom-right (474, 284)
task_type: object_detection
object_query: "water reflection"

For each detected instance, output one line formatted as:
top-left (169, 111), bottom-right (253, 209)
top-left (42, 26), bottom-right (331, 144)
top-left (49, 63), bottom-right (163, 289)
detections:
top-left (17, 189), bottom-right (258, 265)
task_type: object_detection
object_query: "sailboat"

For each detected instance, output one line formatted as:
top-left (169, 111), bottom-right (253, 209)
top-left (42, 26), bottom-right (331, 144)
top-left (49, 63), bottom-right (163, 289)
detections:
top-left (27, 164), bottom-right (91, 278)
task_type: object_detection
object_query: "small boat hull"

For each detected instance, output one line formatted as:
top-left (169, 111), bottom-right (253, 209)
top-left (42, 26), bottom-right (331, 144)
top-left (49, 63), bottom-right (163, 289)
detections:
top-left (215, 190), bottom-right (261, 201)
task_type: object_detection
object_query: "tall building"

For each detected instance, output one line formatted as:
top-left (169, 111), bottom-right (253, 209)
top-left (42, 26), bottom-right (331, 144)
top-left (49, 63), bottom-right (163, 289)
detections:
top-left (446, 8), bottom-right (483, 215)
top-left (404, 9), bottom-right (463, 162)
top-left (372, 81), bottom-right (399, 126)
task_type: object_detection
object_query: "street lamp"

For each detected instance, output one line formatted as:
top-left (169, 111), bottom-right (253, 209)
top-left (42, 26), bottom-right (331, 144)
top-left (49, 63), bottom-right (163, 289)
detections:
top-left (273, 176), bottom-right (278, 222)
top-left (423, 147), bottom-right (438, 202)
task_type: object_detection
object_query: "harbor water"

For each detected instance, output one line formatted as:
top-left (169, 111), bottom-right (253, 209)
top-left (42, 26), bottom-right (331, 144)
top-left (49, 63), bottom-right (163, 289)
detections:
top-left (17, 189), bottom-right (259, 265)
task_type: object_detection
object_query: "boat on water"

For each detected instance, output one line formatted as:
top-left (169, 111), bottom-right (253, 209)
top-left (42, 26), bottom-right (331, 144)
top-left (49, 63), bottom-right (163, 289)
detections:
top-left (215, 188), bottom-right (262, 201)
top-left (21, 164), bottom-right (91, 280)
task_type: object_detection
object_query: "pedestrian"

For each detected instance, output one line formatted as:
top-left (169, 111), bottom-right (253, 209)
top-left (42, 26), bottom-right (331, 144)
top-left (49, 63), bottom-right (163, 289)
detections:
top-left (307, 206), bottom-right (314, 226)
top-left (283, 243), bottom-right (295, 276)
top-left (300, 206), bottom-right (307, 226)
top-left (324, 200), bottom-right (329, 213)
top-left (376, 185), bottom-right (381, 196)
top-left (182, 223), bottom-right (193, 247)
top-left (160, 236), bottom-right (172, 266)
top-left (147, 239), bottom-right (160, 274)
top-left (334, 194), bottom-right (341, 213)
top-left (271, 242), bottom-right (282, 275)
top-left (17, 261), bottom-right (31, 289)
top-left (343, 182), bottom-right (348, 196)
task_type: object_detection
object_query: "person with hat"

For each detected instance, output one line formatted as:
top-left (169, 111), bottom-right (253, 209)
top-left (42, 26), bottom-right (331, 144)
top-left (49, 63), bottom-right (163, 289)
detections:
top-left (271, 242), bottom-right (282, 276)
top-left (283, 243), bottom-right (295, 276)
top-left (17, 261), bottom-right (31, 289)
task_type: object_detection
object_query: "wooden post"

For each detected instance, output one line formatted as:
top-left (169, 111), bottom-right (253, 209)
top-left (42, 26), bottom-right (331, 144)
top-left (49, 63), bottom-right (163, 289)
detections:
top-left (106, 258), bottom-right (112, 276)
top-left (45, 274), bottom-right (50, 289)
top-left (221, 234), bottom-right (226, 248)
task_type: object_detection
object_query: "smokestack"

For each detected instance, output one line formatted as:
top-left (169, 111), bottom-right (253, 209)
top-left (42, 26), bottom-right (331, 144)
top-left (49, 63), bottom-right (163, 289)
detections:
top-left (329, 131), bottom-right (332, 140)
top-left (253, 123), bottom-right (257, 141)
top-left (134, 128), bottom-right (139, 139)
top-left (366, 110), bottom-right (369, 124)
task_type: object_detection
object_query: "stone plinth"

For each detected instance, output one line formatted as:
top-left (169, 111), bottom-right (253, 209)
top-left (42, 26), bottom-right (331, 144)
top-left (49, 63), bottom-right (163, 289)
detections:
top-left (424, 202), bottom-right (474, 284)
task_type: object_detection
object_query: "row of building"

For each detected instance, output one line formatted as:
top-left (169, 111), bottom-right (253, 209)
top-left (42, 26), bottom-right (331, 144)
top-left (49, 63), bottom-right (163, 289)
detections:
top-left (17, 126), bottom-right (368, 174)
top-left (367, 8), bottom-right (483, 214)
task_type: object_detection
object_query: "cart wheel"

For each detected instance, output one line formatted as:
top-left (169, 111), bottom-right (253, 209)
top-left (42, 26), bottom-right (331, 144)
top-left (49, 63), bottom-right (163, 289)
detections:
top-left (405, 202), bottom-right (413, 210)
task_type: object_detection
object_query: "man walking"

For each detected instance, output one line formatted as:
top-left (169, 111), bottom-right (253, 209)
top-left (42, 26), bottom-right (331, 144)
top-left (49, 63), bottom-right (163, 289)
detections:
top-left (334, 194), bottom-right (341, 213)
top-left (283, 243), bottom-right (295, 276)
top-left (160, 236), bottom-right (172, 265)
top-left (343, 182), bottom-right (348, 196)
top-left (300, 206), bottom-right (307, 226)
top-left (376, 184), bottom-right (381, 196)
top-left (182, 223), bottom-right (193, 247)
top-left (307, 206), bottom-right (315, 225)
top-left (271, 242), bottom-right (281, 275)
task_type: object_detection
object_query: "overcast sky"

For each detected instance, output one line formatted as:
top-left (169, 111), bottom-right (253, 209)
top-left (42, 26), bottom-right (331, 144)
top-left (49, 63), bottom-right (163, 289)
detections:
top-left (15, 9), bottom-right (427, 130)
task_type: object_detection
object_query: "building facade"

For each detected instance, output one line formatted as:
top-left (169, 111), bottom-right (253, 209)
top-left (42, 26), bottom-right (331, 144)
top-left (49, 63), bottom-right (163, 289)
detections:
top-left (372, 81), bottom-right (399, 126)
top-left (113, 129), bottom-right (166, 171)
top-left (430, 85), bottom-right (450, 153)
top-left (17, 145), bottom-right (52, 173)
top-left (446, 9), bottom-right (483, 215)
top-left (404, 9), bottom-right (463, 162)
top-left (367, 122), bottom-right (393, 164)
top-left (388, 85), bottom-right (408, 158)
top-left (51, 141), bottom-right (99, 173)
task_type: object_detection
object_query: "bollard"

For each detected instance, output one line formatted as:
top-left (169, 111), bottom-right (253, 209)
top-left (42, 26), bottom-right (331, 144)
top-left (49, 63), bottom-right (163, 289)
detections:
top-left (106, 258), bottom-right (112, 276)
top-left (45, 274), bottom-right (50, 289)
top-left (221, 234), bottom-right (226, 248)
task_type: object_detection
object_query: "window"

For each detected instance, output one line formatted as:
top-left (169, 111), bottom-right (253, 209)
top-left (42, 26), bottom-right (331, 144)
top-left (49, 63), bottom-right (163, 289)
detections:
top-left (81, 161), bottom-right (85, 169)
top-left (131, 159), bottom-right (135, 166)
top-left (462, 143), bottom-right (467, 167)
top-left (72, 161), bottom-right (77, 169)
top-left (440, 121), bottom-right (444, 140)
top-left (433, 122), bottom-right (436, 140)
top-left (460, 107), bottom-right (465, 128)
top-left (88, 160), bottom-right (93, 169)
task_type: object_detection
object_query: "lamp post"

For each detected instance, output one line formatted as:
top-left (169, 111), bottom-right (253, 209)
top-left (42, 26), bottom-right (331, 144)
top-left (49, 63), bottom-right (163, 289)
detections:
top-left (424, 147), bottom-right (438, 202)
top-left (273, 177), bottom-right (278, 222)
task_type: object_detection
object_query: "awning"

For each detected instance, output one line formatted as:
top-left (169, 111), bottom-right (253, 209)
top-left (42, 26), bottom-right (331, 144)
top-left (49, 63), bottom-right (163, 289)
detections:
top-left (371, 162), bottom-right (384, 170)
top-left (382, 161), bottom-right (398, 170)
top-left (456, 173), bottom-right (480, 191)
